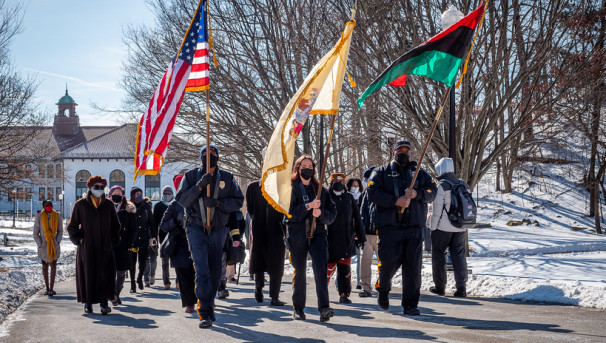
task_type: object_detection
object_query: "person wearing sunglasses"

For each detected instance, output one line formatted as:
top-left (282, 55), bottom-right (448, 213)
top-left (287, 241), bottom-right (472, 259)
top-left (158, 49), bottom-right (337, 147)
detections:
top-left (67, 175), bottom-right (120, 315)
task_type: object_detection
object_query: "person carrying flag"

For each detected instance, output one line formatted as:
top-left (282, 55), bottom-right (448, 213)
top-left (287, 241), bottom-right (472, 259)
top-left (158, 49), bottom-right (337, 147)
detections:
top-left (175, 145), bottom-right (244, 329)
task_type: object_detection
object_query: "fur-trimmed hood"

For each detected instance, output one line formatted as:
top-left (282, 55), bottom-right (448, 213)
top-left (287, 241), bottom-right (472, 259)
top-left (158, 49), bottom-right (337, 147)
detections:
top-left (125, 201), bottom-right (136, 214)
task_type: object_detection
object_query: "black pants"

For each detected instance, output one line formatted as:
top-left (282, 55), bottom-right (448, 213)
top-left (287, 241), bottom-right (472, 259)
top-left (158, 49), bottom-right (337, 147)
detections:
top-left (115, 270), bottom-right (128, 296)
top-left (431, 230), bottom-right (468, 290)
top-left (377, 227), bottom-right (423, 309)
top-left (175, 262), bottom-right (197, 308)
top-left (129, 248), bottom-right (148, 289)
top-left (161, 255), bottom-right (171, 285)
top-left (328, 258), bottom-right (352, 297)
top-left (288, 228), bottom-right (329, 311)
top-left (255, 272), bottom-right (283, 300)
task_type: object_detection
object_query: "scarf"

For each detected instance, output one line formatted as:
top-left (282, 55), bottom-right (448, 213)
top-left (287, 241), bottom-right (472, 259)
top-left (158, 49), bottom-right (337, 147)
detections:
top-left (350, 191), bottom-right (362, 200)
top-left (40, 210), bottom-right (58, 262)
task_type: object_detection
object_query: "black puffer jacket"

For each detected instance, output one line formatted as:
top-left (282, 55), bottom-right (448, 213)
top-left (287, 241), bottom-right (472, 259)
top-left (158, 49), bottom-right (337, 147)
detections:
top-left (327, 191), bottom-right (366, 262)
top-left (133, 198), bottom-right (155, 249)
top-left (288, 180), bottom-right (337, 235)
top-left (114, 200), bottom-right (137, 271)
top-left (367, 161), bottom-right (437, 229)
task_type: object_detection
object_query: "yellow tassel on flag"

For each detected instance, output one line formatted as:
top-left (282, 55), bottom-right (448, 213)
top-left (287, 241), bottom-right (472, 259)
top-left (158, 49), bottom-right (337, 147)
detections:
top-left (208, 4), bottom-right (218, 67)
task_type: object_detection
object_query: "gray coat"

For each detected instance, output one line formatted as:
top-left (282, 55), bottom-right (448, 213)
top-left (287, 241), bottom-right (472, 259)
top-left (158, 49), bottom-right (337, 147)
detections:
top-left (33, 211), bottom-right (64, 262)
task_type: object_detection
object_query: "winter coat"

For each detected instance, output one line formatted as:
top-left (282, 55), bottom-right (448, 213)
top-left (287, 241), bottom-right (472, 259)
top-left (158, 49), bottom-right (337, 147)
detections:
top-left (288, 180), bottom-right (337, 235)
top-left (67, 192), bottom-right (120, 304)
top-left (327, 191), bottom-right (366, 262)
top-left (359, 189), bottom-right (376, 235)
top-left (246, 180), bottom-right (285, 275)
top-left (430, 172), bottom-right (469, 233)
top-left (367, 161), bottom-right (437, 230)
top-left (175, 167), bottom-right (244, 230)
top-left (113, 200), bottom-right (138, 271)
top-left (33, 211), bottom-right (63, 262)
top-left (160, 200), bottom-right (190, 269)
top-left (133, 198), bottom-right (155, 249)
top-left (154, 200), bottom-right (169, 243)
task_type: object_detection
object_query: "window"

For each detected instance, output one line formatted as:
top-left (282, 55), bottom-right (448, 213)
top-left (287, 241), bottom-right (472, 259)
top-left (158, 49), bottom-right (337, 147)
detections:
top-left (47, 188), bottom-right (54, 201)
top-left (55, 164), bottom-right (62, 179)
top-left (25, 187), bottom-right (32, 201)
top-left (75, 170), bottom-right (91, 199)
top-left (110, 169), bottom-right (125, 189)
top-left (47, 164), bottom-right (54, 179)
top-left (17, 188), bottom-right (24, 201)
top-left (8, 190), bottom-right (15, 202)
top-left (56, 187), bottom-right (62, 200)
top-left (145, 174), bottom-right (161, 201)
top-left (39, 188), bottom-right (45, 201)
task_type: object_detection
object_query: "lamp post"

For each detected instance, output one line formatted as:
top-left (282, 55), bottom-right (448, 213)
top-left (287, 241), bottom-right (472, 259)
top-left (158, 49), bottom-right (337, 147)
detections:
top-left (442, 6), bottom-right (464, 173)
top-left (11, 189), bottom-right (16, 228)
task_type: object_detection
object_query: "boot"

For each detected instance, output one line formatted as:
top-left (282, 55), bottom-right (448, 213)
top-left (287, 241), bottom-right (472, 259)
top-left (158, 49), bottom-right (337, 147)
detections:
top-left (100, 300), bottom-right (111, 315)
top-left (319, 307), bottom-right (334, 322)
top-left (84, 304), bottom-right (93, 314)
top-left (270, 298), bottom-right (285, 306)
top-left (430, 286), bottom-right (445, 296)
top-left (404, 306), bottom-right (420, 316)
top-left (199, 318), bottom-right (212, 329)
top-left (255, 287), bottom-right (263, 303)
top-left (454, 287), bottom-right (467, 297)
top-left (339, 295), bottom-right (352, 304)
top-left (293, 309), bottom-right (306, 320)
top-left (358, 290), bottom-right (372, 298)
top-left (137, 273), bottom-right (144, 290)
top-left (378, 292), bottom-right (389, 310)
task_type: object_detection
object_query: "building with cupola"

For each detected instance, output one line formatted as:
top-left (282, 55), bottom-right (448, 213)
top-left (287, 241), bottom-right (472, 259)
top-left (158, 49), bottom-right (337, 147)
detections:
top-left (0, 88), bottom-right (193, 217)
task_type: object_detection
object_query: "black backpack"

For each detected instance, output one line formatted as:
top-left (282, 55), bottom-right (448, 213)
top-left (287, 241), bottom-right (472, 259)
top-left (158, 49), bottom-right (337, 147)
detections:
top-left (441, 179), bottom-right (477, 229)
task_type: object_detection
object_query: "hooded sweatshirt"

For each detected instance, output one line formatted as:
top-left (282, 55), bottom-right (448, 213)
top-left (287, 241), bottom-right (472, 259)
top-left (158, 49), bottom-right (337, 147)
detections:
top-left (430, 158), bottom-right (467, 233)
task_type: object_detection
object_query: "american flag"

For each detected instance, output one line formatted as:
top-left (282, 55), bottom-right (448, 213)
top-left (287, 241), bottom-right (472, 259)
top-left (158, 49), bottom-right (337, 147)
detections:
top-left (134, 0), bottom-right (209, 179)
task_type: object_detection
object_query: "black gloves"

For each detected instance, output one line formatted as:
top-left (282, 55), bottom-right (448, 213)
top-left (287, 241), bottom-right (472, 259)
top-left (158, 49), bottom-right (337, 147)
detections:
top-left (197, 173), bottom-right (213, 191)
top-left (202, 197), bottom-right (220, 209)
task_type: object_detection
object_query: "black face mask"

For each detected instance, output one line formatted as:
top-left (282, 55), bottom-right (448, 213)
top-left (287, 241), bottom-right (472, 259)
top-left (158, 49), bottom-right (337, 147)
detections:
top-left (332, 182), bottom-right (344, 191)
top-left (111, 195), bottom-right (123, 203)
top-left (396, 153), bottom-right (409, 166)
top-left (201, 155), bottom-right (219, 170)
top-left (300, 168), bottom-right (314, 181)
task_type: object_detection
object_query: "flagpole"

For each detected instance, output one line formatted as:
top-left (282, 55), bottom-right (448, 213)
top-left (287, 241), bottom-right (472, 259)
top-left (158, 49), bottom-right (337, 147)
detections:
top-left (307, 114), bottom-right (337, 239)
top-left (205, 89), bottom-right (212, 227)
top-left (399, 0), bottom-right (487, 214)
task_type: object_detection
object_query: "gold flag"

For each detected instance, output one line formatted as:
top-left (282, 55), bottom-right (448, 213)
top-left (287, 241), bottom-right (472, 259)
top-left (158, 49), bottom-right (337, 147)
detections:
top-left (261, 21), bottom-right (356, 217)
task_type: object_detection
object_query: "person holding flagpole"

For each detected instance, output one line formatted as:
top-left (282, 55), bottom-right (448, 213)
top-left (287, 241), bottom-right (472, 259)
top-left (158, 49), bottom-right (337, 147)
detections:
top-left (287, 155), bottom-right (337, 322)
top-left (175, 145), bottom-right (244, 329)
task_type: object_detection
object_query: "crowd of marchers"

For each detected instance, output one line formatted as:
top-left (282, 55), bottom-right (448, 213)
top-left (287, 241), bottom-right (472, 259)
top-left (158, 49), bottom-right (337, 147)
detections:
top-left (32, 139), bottom-right (474, 329)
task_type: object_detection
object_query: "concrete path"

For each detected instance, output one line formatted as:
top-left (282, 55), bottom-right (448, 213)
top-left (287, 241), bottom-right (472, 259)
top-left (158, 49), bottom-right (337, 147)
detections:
top-left (2, 275), bottom-right (605, 342)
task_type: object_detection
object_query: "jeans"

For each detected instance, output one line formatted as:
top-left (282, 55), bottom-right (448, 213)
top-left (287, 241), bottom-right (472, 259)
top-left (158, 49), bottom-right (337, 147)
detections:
top-left (144, 245), bottom-right (159, 283)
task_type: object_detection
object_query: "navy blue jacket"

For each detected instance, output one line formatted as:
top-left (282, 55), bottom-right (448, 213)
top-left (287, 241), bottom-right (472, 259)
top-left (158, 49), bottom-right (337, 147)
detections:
top-left (175, 167), bottom-right (244, 230)
top-left (160, 200), bottom-right (190, 269)
top-left (288, 180), bottom-right (337, 235)
top-left (367, 161), bottom-right (437, 229)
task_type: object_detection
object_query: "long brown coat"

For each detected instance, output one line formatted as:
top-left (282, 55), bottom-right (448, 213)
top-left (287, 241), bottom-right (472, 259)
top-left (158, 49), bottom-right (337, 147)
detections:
top-left (67, 192), bottom-right (120, 304)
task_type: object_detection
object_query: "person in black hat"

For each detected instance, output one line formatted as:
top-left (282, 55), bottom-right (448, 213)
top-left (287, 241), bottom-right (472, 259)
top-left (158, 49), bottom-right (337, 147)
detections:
top-left (175, 144), bottom-right (244, 329)
top-left (366, 140), bottom-right (437, 316)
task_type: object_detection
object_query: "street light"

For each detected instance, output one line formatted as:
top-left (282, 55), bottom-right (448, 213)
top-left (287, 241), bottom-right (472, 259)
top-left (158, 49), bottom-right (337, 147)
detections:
top-left (442, 6), bottom-right (464, 173)
top-left (11, 189), bottom-right (16, 228)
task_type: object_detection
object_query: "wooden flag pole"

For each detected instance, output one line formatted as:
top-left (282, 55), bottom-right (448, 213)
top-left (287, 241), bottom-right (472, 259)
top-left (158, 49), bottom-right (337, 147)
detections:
top-left (307, 114), bottom-right (337, 239)
top-left (205, 89), bottom-right (212, 227)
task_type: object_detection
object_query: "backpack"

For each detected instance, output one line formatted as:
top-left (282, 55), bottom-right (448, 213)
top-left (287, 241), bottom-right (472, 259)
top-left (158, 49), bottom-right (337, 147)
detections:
top-left (441, 179), bottom-right (477, 229)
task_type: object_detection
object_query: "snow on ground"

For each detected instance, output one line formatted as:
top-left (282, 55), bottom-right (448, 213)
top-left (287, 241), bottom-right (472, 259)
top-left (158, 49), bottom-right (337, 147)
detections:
top-left (0, 226), bottom-right (76, 324)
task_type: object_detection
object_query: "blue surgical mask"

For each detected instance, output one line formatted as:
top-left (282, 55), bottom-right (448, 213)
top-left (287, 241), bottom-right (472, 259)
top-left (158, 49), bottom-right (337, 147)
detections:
top-left (135, 195), bottom-right (143, 203)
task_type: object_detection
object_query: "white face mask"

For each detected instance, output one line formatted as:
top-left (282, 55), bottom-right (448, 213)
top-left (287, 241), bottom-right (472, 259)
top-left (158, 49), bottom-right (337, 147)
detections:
top-left (91, 189), bottom-right (104, 198)
top-left (350, 187), bottom-right (359, 194)
top-left (333, 189), bottom-right (344, 196)
top-left (362, 180), bottom-right (368, 188)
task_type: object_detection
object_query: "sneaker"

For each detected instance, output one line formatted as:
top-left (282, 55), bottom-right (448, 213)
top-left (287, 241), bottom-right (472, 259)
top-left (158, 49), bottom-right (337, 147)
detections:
top-left (150, 276), bottom-right (155, 285)
top-left (339, 296), bottom-right (352, 304)
top-left (164, 284), bottom-right (171, 290)
top-left (454, 288), bottom-right (467, 297)
top-left (145, 282), bottom-right (151, 288)
top-left (358, 290), bottom-right (372, 298)
top-left (293, 309), bottom-right (306, 320)
top-left (217, 289), bottom-right (229, 299)
top-left (185, 305), bottom-right (196, 313)
top-left (84, 304), bottom-right (93, 314)
top-left (356, 285), bottom-right (362, 290)
top-left (378, 292), bottom-right (389, 310)
top-left (43, 290), bottom-right (49, 296)
top-left (199, 319), bottom-right (213, 329)
top-left (429, 286), bottom-right (445, 296)
top-left (49, 290), bottom-right (56, 296)
top-left (404, 307), bottom-right (420, 316)
top-left (270, 298), bottom-right (285, 306)
top-left (319, 307), bottom-right (334, 322)
top-left (255, 288), bottom-right (263, 303)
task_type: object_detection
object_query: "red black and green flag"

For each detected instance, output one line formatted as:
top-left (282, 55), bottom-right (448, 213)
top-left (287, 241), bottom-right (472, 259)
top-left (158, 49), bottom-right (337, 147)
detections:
top-left (357, 4), bottom-right (486, 108)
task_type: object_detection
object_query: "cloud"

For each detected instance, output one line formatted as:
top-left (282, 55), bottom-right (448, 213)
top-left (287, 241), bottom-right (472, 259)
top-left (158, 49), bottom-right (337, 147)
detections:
top-left (23, 68), bottom-right (121, 92)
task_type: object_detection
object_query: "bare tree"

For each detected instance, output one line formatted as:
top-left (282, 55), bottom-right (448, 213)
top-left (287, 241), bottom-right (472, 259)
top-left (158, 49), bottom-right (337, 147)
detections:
top-left (0, 0), bottom-right (47, 196)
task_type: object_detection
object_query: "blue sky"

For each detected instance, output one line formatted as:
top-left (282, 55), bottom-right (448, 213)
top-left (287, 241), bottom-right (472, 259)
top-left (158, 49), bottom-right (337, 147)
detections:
top-left (11, 0), bottom-right (155, 125)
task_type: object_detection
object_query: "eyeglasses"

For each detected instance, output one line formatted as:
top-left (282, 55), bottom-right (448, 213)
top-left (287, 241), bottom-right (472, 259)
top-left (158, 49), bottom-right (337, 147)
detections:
top-left (92, 185), bottom-right (104, 190)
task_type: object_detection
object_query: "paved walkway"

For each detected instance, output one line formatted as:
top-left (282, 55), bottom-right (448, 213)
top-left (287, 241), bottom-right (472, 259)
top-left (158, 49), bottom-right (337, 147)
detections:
top-left (2, 275), bottom-right (605, 342)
